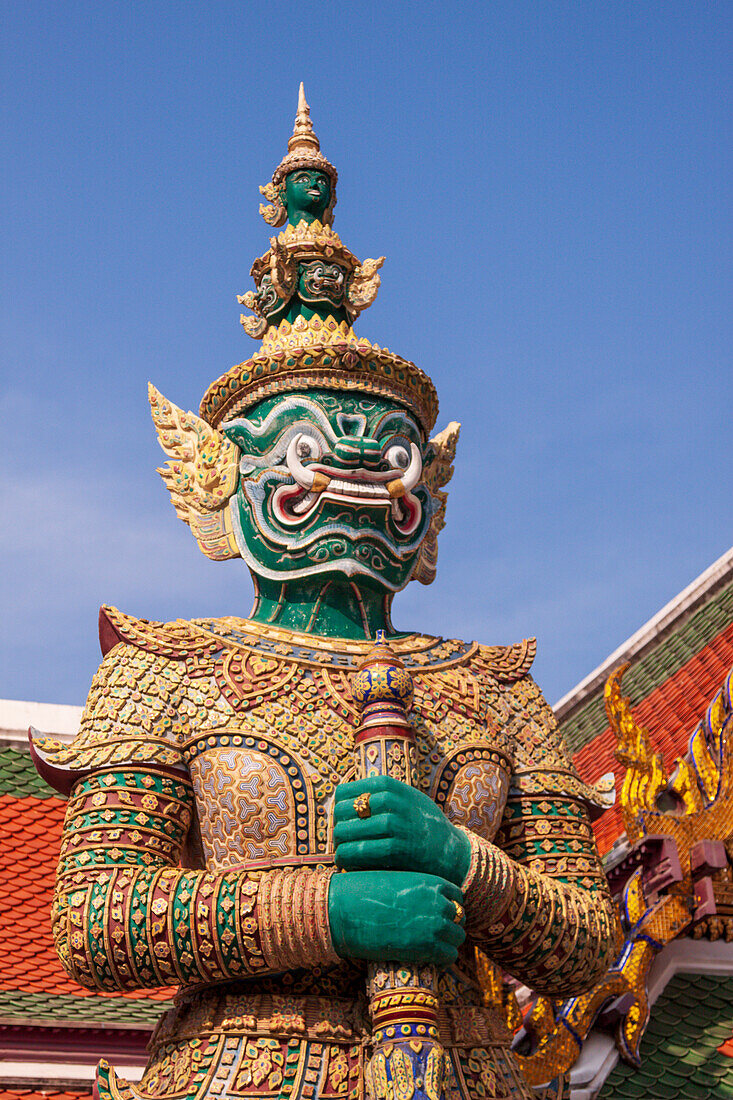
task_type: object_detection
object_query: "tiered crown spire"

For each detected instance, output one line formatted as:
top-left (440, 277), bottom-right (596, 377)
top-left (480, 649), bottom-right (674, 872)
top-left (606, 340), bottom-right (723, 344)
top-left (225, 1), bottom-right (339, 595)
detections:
top-left (259, 83), bottom-right (338, 228)
top-left (286, 83), bottom-right (323, 159)
top-left (200, 88), bottom-right (439, 436)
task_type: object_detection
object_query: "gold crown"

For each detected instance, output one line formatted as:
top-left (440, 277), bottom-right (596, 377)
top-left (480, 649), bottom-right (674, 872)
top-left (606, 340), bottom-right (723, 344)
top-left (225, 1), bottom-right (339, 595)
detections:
top-left (199, 314), bottom-right (439, 436)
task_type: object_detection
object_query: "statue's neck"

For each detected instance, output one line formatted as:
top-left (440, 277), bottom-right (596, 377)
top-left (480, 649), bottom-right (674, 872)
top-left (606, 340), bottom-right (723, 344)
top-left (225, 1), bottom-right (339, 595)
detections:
top-left (248, 575), bottom-right (395, 641)
top-left (287, 211), bottom-right (320, 226)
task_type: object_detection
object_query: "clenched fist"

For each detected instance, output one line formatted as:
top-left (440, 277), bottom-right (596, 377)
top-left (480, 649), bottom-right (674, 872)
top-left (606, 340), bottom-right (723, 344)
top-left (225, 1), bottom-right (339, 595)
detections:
top-left (333, 775), bottom-right (472, 886)
top-left (328, 870), bottom-right (466, 967)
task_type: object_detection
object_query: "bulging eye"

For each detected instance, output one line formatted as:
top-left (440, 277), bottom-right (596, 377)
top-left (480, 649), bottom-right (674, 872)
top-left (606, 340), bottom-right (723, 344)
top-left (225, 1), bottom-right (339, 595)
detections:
top-left (385, 443), bottom-right (410, 470)
top-left (295, 434), bottom-right (321, 461)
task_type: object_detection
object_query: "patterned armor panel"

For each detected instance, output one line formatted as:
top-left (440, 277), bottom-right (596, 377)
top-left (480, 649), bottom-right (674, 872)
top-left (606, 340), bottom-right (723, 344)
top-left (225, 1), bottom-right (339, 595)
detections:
top-left (440, 753), bottom-right (510, 841)
top-left (190, 747), bottom-right (303, 868)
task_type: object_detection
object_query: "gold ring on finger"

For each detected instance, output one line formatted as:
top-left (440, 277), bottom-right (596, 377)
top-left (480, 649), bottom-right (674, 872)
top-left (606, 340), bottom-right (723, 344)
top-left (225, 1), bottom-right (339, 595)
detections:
top-left (354, 793), bottom-right (371, 819)
top-left (452, 900), bottom-right (465, 924)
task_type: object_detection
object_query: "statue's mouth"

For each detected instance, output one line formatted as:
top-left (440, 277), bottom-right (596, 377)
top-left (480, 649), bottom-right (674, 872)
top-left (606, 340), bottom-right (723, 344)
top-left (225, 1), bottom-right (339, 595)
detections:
top-left (270, 435), bottom-right (423, 536)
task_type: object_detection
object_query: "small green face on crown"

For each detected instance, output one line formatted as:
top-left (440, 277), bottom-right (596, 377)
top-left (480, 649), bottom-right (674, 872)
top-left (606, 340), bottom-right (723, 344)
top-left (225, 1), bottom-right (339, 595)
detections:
top-left (222, 390), bottom-right (434, 593)
top-left (283, 169), bottom-right (332, 225)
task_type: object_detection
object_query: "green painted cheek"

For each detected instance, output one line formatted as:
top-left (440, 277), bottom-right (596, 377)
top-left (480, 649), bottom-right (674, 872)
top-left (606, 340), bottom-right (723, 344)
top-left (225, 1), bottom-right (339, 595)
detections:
top-left (231, 486), bottom-right (424, 592)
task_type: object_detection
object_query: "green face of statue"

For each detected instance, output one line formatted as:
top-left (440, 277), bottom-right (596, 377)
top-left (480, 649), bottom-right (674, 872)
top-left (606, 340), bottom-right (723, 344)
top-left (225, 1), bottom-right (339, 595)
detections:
top-left (222, 391), bottom-right (434, 592)
top-left (283, 169), bottom-right (332, 225)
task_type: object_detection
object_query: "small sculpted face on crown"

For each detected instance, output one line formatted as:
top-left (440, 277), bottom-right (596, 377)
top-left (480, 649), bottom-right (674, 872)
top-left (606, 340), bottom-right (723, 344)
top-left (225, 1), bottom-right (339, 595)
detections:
top-left (221, 389), bottom-right (434, 592)
top-left (283, 169), bottom-right (332, 226)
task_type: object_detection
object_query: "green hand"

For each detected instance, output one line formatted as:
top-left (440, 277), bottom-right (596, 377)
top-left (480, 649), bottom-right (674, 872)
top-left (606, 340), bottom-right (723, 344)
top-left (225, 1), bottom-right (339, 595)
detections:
top-left (328, 870), bottom-right (466, 966)
top-left (333, 776), bottom-right (472, 886)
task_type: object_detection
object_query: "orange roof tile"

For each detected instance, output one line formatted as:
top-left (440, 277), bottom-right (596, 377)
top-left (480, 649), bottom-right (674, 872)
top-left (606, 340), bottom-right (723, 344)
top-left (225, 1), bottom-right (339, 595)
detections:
top-left (0, 791), bottom-right (171, 1004)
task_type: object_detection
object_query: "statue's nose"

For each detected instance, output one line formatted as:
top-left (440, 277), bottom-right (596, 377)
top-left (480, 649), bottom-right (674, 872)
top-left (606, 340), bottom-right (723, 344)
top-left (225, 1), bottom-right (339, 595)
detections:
top-left (331, 437), bottom-right (383, 470)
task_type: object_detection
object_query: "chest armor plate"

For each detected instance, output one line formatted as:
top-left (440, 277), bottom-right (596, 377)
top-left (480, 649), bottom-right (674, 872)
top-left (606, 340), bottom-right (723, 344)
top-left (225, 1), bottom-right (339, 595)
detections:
top-left (185, 650), bottom-right (512, 872)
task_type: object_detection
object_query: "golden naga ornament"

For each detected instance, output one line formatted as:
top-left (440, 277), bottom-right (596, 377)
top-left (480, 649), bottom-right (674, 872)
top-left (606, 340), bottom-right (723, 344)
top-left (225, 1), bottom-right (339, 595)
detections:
top-left (497, 660), bottom-right (733, 1090)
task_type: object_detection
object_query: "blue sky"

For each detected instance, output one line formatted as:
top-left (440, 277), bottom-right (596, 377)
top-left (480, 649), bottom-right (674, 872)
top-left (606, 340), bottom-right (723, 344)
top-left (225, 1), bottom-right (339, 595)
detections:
top-left (2, 1), bottom-right (731, 707)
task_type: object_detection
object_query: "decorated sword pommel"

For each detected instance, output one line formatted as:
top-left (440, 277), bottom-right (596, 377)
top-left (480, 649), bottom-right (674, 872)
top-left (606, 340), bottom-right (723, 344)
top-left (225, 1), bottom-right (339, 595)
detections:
top-left (351, 630), bottom-right (414, 736)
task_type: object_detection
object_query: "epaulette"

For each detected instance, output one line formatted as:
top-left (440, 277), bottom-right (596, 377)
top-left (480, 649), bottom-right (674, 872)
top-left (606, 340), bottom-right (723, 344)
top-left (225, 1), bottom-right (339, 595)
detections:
top-left (99, 605), bottom-right (220, 660)
top-left (476, 638), bottom-right (537, 683)
top-left (29, 728), bottom-right (186, 797)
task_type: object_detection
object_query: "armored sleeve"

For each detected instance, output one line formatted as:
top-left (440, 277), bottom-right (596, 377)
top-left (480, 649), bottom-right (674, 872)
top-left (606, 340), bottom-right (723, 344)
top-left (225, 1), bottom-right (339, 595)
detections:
top-left (35, 639), bottom-right (338, 993)
top-left (460, 674), bottom-right (619, 997)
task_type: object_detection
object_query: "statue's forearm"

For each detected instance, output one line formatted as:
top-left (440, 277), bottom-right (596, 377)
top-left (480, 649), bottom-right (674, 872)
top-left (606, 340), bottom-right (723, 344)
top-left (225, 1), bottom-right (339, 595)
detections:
top-left (54, 768), bottom-right (338, 992)
top-left (57, 861), bottom-right (337, 991)
top-left (459, 811), bottom-right (618, 996)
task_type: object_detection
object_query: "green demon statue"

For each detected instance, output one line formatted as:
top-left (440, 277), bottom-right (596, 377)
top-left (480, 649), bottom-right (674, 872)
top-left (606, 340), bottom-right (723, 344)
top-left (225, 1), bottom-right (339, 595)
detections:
top-left (31, 86), bottom-right (619, 1100)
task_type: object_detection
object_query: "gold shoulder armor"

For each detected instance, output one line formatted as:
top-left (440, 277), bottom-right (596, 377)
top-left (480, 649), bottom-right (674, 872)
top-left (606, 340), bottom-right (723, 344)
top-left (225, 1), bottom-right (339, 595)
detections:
top-left (29, 613), bottom-right (204, 796)
top-left (475, 638), bottom-right (537, 683)
top-left (99, 604), bottom-right (219, 660)
top-left (482, 661), bottom-right (615, 820)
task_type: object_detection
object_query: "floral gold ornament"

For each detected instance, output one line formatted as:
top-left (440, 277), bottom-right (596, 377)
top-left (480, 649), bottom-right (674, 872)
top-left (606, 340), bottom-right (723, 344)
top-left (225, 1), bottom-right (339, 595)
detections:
top-left (353, 793), bottom-right (371, 819)
top-left (30, 86), bottom-right (620, 1100)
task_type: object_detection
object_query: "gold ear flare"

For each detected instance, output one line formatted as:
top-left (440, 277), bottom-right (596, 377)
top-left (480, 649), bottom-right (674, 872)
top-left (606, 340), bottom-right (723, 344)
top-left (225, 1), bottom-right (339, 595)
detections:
top-left (346, 256), bottom-right (386, 318)
top-left (412, 421), bottom-right (461, 586)
top-left (148, 382), bottom-right (241, 561)
top-left (259, 181), bottom-right (287, 227)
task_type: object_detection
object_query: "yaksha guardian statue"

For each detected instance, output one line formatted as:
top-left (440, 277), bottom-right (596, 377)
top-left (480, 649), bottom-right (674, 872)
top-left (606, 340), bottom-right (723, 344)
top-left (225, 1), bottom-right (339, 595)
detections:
top-left (31, 87), bottom-right (619, 1100)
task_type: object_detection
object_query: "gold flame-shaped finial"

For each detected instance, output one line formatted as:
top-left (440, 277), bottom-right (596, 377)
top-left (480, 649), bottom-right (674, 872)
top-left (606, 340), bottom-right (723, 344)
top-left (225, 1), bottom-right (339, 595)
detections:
top-left (267, 84), bottom-right (338, 191)
top-left (288, 82), bottom-right (320, 156)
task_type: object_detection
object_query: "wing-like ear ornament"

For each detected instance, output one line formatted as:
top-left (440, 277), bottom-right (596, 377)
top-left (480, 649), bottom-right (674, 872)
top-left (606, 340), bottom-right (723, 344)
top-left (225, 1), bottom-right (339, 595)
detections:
top-left (412, 421), bottom-right (461, 585)
top-left (149, 382), bottom-right (241, 561)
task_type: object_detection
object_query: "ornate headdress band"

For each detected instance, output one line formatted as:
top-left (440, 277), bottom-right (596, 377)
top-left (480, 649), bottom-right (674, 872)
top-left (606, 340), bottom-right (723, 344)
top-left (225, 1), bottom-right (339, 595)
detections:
top-left (199, 317), bottom-right (439, 436)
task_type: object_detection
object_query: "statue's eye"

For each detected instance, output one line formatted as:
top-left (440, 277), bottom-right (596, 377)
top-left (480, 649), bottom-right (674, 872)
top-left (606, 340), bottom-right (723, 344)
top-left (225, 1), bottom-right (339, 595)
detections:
top-left (384, 444), bottom-right (410, 470)
top-left (295, 434), bottom-right (321, 460)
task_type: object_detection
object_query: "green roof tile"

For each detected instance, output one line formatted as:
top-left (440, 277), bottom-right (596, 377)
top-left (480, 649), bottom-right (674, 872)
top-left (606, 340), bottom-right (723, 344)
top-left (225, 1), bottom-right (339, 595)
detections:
top-left (0, 745), bottom-right (58, 799)
top-left (0, 988), bottom-right (169, 1028)
top-left (602, 972), bottom-right (733, 1098)
top-left (561, 579), bottom-right (733, 753)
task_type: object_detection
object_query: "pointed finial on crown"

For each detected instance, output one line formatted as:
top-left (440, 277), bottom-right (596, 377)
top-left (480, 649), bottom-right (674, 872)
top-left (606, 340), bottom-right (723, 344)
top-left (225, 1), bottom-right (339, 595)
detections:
top-left (260, 84), bottom-right (338, 227)
top-left (288, 82), bottom-right (320, 156)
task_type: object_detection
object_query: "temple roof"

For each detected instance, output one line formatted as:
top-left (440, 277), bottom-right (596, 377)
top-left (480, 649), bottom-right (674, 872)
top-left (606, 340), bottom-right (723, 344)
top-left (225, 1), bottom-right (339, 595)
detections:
top-left (557, 546), bottom-right (733, 855)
